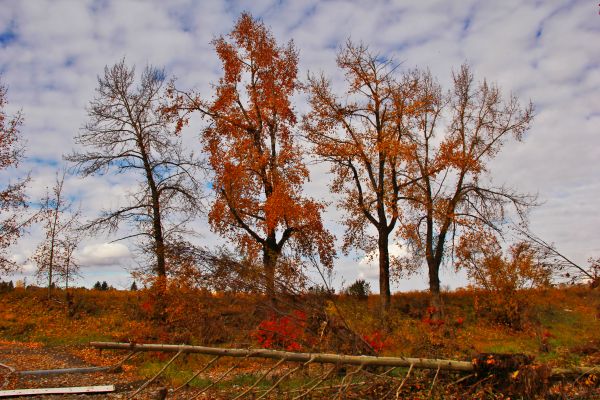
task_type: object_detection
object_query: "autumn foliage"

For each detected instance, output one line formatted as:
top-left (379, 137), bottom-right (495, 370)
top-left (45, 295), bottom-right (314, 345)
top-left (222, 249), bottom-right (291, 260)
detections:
top-left (457, 231), bottom-right (552, 328)
top-left (169, 13), bottom-right (334, 300)
top-left (0, 10), bottom-right (599, 400)
top-left (253, 310), bottom-right (310, 351)
top-left (304, 42), bottom-right (418, 313)
top-left (396, 66), bottom-right (535, 310)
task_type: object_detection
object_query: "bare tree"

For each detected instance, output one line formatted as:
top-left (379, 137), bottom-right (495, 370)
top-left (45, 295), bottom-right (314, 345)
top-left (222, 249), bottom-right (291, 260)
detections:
top-left (32, 170), bottom-right (80, 298)
top-left (0, 79), bottom-right (33, 274)
top-left (58, 234), bottom-right (80, 292)
top-left (66, 60), bottom-right (204, 282)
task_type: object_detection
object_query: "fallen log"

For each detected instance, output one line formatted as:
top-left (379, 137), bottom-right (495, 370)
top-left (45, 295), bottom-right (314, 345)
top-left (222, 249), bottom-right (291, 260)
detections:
top-left (90, 341), bottom-right (474, 372)
top-left (90, 341), bottom-right (598, 378)
top-left (17, 366), bottom-right (110, 376)
top-left (0, 385), bottom-right (114, 397)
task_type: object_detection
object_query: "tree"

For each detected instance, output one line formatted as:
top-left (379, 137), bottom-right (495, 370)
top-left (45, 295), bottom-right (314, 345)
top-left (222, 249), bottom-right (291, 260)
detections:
top-left (58, 234), bottom-right (80, 293)
top-left (345, 279), bottom-right (371, 300)
top-left (304, 42), bottom-right (416, 312)
top-left (398, 65), bottom-right (534, 309)
top-left (130, 281), bottom-right (138, 291)
top-left (0, 79), bottom-right (31, 274)
top-left (93, 281), bottom-right (102, 290)
top-left (168, 13), bottom-right (334, 301)
top-left (66, 60), bottom-right (203, 282)
top-left (32, 170), bottom-right (80, 298)
top-left (101, 281), bottom-right (108, 291)
top-left (456, 231), bottom-right (551, 327)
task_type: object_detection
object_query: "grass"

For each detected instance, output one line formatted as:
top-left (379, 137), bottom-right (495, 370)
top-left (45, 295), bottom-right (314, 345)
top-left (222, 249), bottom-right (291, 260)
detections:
top-left (137, 361), bottom-right (318, 391)
top-left (0, 285), bottom-right (598, 367)
top-left (0, 284), bottom-right (598, 398)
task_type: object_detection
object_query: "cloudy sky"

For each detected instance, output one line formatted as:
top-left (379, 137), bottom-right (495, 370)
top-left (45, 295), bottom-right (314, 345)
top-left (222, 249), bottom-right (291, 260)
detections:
top-left (0, 0), bottom-right (598, 291)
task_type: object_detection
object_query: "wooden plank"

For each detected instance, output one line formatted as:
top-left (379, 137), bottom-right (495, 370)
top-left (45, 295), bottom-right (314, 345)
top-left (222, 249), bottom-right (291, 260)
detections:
top-left (0, 385), bottom-right (114, 397)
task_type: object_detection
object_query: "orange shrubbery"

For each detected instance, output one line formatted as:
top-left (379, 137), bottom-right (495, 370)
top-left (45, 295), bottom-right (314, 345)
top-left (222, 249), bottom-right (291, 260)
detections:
top-left (457, 232), bottom-right (553, 329)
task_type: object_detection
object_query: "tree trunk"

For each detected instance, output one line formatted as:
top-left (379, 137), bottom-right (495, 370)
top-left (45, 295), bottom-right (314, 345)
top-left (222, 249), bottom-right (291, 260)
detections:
top-left (262, 241), bottom-right (280, 305)
top-left (378, 229), bottom-right (391, 313)
top-left (136, 126), bottom-right (165, 280)
top-left (150, 189), bottom-right (166, 278)
top-left (149, 190), bottom-right (167, 322)
top-left (428, 259), bottom-right (442, 316)
top-left (153, 214), bottom-right (166, 278)
top-left (47, 207), bottom-right (59, 300)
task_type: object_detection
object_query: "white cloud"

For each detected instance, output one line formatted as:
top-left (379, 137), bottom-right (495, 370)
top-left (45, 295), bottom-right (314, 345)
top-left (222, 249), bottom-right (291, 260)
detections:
top-left (78, 242), bottom-right (131, 267)
top-left (20, 263), bottom-right (36, 274)
top-left (0, 0), bottom-right (598, 290)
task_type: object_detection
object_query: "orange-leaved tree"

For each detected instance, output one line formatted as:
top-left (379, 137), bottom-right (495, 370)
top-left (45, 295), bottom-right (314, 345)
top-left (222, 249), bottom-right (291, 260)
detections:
top-left (398, 65), bottom-right (535, 309)
top-left (303, 42), bottom-right (418, 313)
top-left (168, 13), bottom-right (334, 301)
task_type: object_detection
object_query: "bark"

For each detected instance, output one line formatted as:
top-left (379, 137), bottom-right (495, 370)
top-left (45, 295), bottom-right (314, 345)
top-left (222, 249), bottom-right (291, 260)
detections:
top-left (378, 229), bottom-right (391, 313)
top-left (90, 341), bottom-right (474, 371)
top-left (426, 209), bottom-right (448, 315)
top-left (427, 258), bottom-right (443, 316)
top-left (46, 197), bottom-right (60, 300)
top-left (151, 196), bottom-right (166, 278)
top-left (262, 238), bottom-right (280, 304)
top-left (138, 131), bottom-right (166, 279)
top-left (17, 366), bottom-right (110, 376)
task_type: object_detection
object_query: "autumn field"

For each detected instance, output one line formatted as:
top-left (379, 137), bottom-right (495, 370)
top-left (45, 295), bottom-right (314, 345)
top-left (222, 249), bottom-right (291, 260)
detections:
top-left (1, 6), bottom-right (600, 399)
top-left (0, 284), bottom-right (599, 398)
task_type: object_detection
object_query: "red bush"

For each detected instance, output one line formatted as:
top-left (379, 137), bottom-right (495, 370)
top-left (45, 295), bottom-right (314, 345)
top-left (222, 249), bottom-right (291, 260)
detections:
top-left (253, 310), bottom-right (308, 351)
top-left (362, 330), bottom-right (391, 354)
top-left (422, 306), bottom-right (445, 328)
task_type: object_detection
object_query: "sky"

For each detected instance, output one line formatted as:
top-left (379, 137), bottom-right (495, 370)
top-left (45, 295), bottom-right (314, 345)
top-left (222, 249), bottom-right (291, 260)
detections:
top-left (0, 0), bottom-right (598, 292)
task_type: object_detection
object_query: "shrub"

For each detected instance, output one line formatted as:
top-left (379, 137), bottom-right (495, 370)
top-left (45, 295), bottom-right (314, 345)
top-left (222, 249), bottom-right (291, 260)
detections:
top-left (344, 279), bottom-right (371, 300)
top-left (457, 232), bottom-right (552, 329)
top-left (0, 280), bottom-right (14, 293)
top-left (361, 330), bottom-right (391, 354)
top-left (253, 310), bottom-right (309, 351)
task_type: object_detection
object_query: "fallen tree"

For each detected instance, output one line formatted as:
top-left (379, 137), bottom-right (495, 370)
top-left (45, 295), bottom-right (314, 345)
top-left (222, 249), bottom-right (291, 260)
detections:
top-left (90, 341), bottom-right (596, 377)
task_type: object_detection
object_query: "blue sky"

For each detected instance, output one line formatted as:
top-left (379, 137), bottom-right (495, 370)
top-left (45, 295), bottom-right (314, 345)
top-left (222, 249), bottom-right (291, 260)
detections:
top-left (0, 0), bottom-right (598, 291)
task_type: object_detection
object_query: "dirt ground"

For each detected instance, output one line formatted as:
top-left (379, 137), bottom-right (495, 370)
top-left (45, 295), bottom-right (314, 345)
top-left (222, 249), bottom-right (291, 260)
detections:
top-left (0, 340), bottom-right (312, 399)
top-left (0, 340), bottom-right (176, 399)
